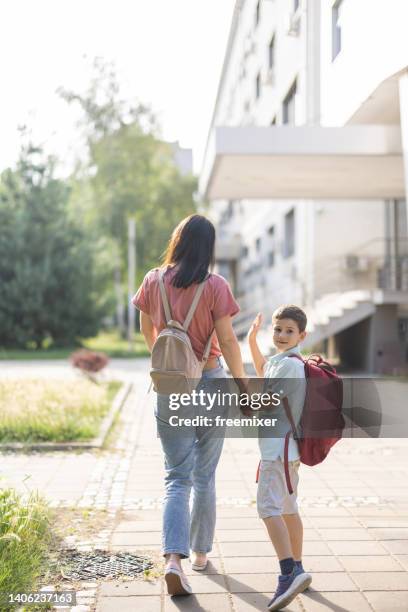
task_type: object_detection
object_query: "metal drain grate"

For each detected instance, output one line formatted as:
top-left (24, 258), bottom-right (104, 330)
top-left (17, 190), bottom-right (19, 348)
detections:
top-left (61, 549), bottom-right (153, 580)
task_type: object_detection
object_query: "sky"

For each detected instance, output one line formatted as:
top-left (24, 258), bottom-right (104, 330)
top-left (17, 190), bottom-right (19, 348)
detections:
top-left (0, 0), bottom-right (235, 175)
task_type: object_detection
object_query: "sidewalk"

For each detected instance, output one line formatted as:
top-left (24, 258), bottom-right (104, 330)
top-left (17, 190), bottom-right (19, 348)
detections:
top-left (1, 359), bottom-right (408, 611)
top-left (98, 377), bottom-right (408, 612)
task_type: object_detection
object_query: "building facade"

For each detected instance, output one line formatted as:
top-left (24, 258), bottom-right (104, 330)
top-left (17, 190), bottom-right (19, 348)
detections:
top-left (201, 0), bottom-right (408, 373)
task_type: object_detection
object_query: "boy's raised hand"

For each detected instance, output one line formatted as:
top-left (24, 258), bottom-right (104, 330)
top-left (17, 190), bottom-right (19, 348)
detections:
top-left (248, 312), bottom-right (263, 340)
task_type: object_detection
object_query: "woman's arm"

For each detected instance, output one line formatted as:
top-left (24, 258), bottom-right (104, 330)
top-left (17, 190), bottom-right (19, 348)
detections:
top-left (140, 311), bottom-right (157, 352)
top-left (214, 315), bottom-right (247, 390)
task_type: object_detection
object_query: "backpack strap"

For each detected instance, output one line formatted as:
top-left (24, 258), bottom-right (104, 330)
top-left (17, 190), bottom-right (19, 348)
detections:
top-left (282, 396), bottom-right (299, 496)
top-left (183, 280), bottom-right (207, 331)
top-left (183, 277), bottom-right (214, 363)
top-left (158, 268), bottom-right (172, 324)
top-left (201, 331), bottom-right (214, 363)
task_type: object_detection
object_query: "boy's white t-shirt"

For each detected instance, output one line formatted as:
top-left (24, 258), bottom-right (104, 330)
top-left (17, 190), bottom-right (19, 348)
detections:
top-left (258, 345), bottom-right (306, 462)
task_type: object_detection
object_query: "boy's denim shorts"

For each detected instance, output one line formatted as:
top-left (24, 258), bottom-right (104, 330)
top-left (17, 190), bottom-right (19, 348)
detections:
top-left (257, 458), bottom-right (300, 518)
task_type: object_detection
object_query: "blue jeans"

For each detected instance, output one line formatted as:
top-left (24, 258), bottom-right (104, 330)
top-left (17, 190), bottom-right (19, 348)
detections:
top-left (155, 358), bottom-right (227, 559)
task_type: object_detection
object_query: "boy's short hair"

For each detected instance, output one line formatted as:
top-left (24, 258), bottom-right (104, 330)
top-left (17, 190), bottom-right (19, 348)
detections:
top-left (272, 304), bottom-right (307, 333)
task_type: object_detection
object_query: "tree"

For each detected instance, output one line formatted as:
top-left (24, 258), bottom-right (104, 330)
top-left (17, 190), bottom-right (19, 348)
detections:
top-left (0, 144), bottom-right (111, 348)
top-left (60, 59), bottom-right (197, 333)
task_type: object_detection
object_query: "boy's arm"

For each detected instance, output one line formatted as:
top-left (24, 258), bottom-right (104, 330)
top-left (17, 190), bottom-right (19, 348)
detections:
top-left (247, 313), bottom-right (266, 377)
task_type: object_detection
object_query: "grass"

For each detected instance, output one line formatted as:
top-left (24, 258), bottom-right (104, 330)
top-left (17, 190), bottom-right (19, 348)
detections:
top-left (0, 330), bottom-right (150, 361)
top-left (0, 488), bottom-right (52, 611)
top-left (0, 380), bottom-right (121, 443)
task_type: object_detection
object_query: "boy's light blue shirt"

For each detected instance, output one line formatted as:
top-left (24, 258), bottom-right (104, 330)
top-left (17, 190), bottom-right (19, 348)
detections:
top-left (258, 344), bottom-right (306, 461)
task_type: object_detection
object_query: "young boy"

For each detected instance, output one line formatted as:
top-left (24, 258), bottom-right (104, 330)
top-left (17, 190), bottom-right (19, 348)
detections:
top-left (248, 305), bottom-right (312, 611)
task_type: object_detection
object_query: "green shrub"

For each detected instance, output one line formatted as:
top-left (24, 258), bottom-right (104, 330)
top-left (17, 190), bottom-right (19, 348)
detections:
top-left (0, 488), bottom-right (51, 609)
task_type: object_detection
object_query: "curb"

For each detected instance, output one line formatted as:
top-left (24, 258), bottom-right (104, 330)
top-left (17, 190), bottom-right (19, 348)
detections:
top-left (0, 382), bottom-right (133, 451)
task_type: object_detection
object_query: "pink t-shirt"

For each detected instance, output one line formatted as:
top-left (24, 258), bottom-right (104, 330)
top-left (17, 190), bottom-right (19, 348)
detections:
top-left (132, 265), bottom-right (240, 360)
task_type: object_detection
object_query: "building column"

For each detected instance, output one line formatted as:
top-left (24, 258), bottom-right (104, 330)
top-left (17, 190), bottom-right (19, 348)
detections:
top-left (399, 71), bottom-right (408, 231)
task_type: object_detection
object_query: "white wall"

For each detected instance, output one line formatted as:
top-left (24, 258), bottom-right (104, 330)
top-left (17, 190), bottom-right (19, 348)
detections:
top-left (208, 0), bottom-right (405, 314)
top-left (320, 0), bottom-right (408, 126)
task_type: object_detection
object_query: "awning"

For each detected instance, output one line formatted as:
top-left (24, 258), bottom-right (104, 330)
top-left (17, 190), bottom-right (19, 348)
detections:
top-left (199, 125), bottom-right (405, 200)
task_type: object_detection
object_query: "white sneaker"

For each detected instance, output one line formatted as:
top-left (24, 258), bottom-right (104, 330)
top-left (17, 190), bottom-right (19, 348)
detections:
top-left (191, 553), bottom-right (208, 571)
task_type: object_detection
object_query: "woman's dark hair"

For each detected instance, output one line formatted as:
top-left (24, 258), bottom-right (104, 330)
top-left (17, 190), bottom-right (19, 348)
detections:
top-left (163, 214), bottom-right (216, 288)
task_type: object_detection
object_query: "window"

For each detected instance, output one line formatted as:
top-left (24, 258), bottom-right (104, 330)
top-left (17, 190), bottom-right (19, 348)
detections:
top-left (255, 237), bottom-right (262, 253)
top-left (282, 80), bottom-right (297, 124)
top-left (283, 209), bottom-right (295, 258)
top-left (332, 0), bottom-right (343, 61)
top-left (255, 0), bottom-right (261, 27)
top-left (255, 72), bottom-right (261, 100)
top-left (241, 246), bottom-right (249, 258)
top-left (268, 35), bottom-right (275, 70)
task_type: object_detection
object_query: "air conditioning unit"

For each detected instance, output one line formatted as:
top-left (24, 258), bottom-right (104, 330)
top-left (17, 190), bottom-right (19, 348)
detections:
top-left (285, 10), bottom-right (301, 37)
top-left (263, 68), bottom-right (275, 87)
top-left (343, 255), bottom-right (370, 273)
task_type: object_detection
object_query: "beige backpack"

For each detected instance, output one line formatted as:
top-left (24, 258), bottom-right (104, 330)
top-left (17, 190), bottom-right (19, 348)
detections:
top-left (150, 268), bottom-right (213, 394)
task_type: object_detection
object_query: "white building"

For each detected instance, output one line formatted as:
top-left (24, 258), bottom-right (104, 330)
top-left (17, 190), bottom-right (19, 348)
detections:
top-left (200, 0), bottom-right (408, 374)
top-left (170, 141), bottom-right (193, 176)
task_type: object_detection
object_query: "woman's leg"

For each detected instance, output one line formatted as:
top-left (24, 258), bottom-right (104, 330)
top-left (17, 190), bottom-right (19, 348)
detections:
top-left (156, 394), bottom-right (196, 561)
top-left (190, 428), bottom-right (224, 554)
top-left (190, 364), bottom-right (227, 555)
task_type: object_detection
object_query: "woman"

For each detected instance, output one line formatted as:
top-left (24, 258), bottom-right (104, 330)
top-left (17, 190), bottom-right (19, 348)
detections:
top-left (132, 214), bottom-right (246, 596)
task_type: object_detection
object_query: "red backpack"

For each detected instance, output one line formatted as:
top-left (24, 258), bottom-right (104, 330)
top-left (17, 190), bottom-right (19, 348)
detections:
top-left (256, 354), bottom-right (345, 494)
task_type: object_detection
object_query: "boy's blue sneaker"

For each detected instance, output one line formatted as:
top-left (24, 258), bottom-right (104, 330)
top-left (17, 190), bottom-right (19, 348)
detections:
top-left (267, 566), bottom-right (312, 610)
top-left (295, 561), bottom-right (310, 590)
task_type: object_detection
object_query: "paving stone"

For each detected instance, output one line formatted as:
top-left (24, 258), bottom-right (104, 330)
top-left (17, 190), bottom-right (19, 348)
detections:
top-left (217, 527), bottom-right (321, 542)
top-left (96, 596), bottom-right (161, 611)
top-left (301, 507), bottom-right (352, 516)
top-left (369, 528), bottom-right (408, 540)
top-left (215, 507), bottom-right (258, 518)
top-left (327, 540), bottom-right (389, 555)
top-left (184, 558), bottom-right (223, 575)
top-left (215, 518), bottom-right (264, 530)
top-left (230, 592), bottom-right (301, 611)
top-left (338, 555), bottom-right (403, 572)
top-left (350, 571), bottom-right (408, 591)
top-left (179, 574), bottom-right (227, 593)
top-left (381, 540), bottom-right (408, 554)
top-left (360, 518), bottom-right (408, 528)
top-left (164, 593), bottom-right (232, 611)
top-left (300, 556), bottom-right (344, 573)
top-left (364, 590), bottom-right (408, 611)
top-left (110, 532), bottom-right (162, 546)
top-left (317, 528), bottom-right (374, 541)
top-left (227, 573), bottom-right (282, 593)
top-left (110, 543), bottom-right (161, 552)
top-left (99, 579), bottom-right (161, 596)
top-left (304, 572), bottom-right (358, 592)
top-left (394, 555), bottom-right (408, 570)
top-left (222, 557), bottom-right (278, 574)
top-left (308, 517), bottom-right (363, 528)
top-left (114, 521), bottom-right (161, 532)
top-left (297, 591), bottom-right (372, 611)
top-left (348, 507), bottom-right (397, 516)
top-left (215, 529), bottom-right (266, 542)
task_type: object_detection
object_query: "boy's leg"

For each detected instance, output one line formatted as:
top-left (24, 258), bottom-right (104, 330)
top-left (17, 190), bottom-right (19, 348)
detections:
top-left (282, 513), bottom-right (303, 561)
top-left (257, 460), bottom-right (294, 569)
top-left (282, 459), bottom-right (303, 561)
top-left (262, 515), bottom-right (293, 561)
top-left (258, 459), bottom-right (311, 611)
